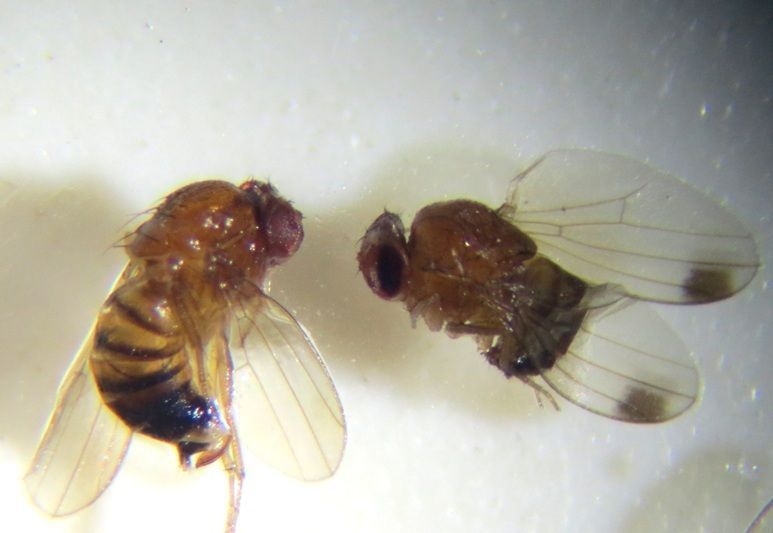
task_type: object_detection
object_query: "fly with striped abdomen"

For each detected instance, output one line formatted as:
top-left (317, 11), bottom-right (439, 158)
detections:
top-left (26, 180), bottom-right (346, 532)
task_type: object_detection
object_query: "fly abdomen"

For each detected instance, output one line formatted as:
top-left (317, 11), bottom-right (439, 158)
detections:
top-left (90, 278), bottom-right (227, 453)
top-left (484, 256), bottom-right (589, 377)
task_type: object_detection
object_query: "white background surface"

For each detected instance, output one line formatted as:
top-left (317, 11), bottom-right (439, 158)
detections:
top-left (1, 2), bottom-right (771, 532)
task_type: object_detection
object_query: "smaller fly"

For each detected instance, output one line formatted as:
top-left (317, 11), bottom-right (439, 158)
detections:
top-left (358, 150), bottom-right (759, 422)
top-left (26, 180), bottom-right (346, 532)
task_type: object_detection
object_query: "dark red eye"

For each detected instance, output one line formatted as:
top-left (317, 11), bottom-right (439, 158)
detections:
top-left (240, 180), bottom-right (304, 261)
top-left (265, 201), bottom-right (303, 259)
top-left (373, 244), bottom-right (405, 297)
top-left (357, 211), bottom-right (409, 300)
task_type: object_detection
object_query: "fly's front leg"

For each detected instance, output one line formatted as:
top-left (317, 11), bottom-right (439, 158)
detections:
top-left (221, 429), bottom-right (245, 533)
top-left (444, 322), bottom-right (499, 338)
top-left (217, 334), bottom-right (244, 533)
top-left (517, 376), bottom-right (560, 411)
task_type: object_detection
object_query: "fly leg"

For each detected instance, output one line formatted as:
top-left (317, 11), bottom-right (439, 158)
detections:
top-left (517, 376), bottom-right (560, 411)
top-left (216, 334), bottom-right (244, 533)
top-left (448, 324), bottom-right (562, 412)
top-left (444, 322), bottom-right (500, 338)
top-left (221, 428), bottom-right (245, 533)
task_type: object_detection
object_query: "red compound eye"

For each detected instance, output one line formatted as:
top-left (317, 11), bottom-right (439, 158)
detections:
top-left (265, 200), bottom-right (303, 259)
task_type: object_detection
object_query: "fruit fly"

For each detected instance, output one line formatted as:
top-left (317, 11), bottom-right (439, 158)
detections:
top-left (358, 150), bottom-right (759, 422)
top-left (25, 180), bottom-right (346, 532)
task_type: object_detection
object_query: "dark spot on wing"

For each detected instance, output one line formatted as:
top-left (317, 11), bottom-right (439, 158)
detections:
top-left (682, 268), bottom-right (733, 302)
top-left (617, 386), bottom-right (668, 422)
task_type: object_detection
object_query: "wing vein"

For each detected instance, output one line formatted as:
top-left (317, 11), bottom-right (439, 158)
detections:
top-left (563, 349), bottom-right (693, 399)
top-left (550, 360), bottom-right (642, 408)
top-left (514, 187), bottom-right (639, 214)
top-left (271, 320), bottom-right (342, 425)
top-left (578, 323), bottom-right (697, 370)
top-left (261, 316), bottom-right (333, 472)
top-left (538, 233), bottom-right (756, 267)
top-left (518, 219), bottom-right (754, 240)
top-left (240, 314), bottom-right (304, 475)
top-left (54, 403), bottom-right (103, 515)
top-left (536, 241), bottom-right (729, 288)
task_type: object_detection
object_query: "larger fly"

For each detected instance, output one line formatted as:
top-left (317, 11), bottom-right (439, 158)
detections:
top-left (26, 180), bottom-right (346, 532)
top-left (358, 150), bottom-right (759, 422)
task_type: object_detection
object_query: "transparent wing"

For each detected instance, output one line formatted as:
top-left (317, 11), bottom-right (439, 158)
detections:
top-left (539, 296), bottom-right (700, 422)
top-left (229, 292), bottom-right (345, 480)
top-left (502, 149), bottom-right (759, 303)
top-left (24, 327), bottom-right (133, 515)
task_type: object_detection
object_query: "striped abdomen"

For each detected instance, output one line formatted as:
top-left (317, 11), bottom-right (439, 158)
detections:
top-left (90, 276), bottom-right (227, 457)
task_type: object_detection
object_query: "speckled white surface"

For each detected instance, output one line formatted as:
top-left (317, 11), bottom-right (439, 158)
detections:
top-left (1, 2), bottom-right (771, 532)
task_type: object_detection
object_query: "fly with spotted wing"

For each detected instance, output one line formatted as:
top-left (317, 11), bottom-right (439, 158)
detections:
top-left (25, 180), bottom-right (346, 532)
top-left (358, 150), bottom-right (758, 422)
